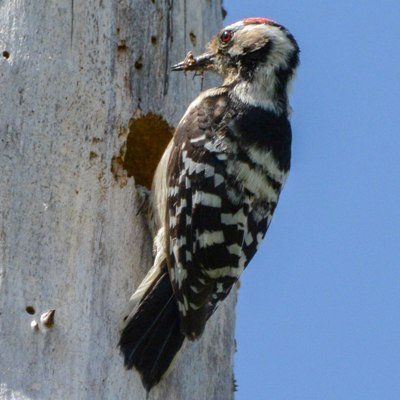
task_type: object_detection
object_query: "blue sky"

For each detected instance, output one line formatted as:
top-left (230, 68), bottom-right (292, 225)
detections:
top-left (223, 1), bottom-right (400, 399)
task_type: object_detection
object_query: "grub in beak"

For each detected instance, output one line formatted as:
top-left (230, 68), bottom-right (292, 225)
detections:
top-left (171, 51), bottom-right (215, 72)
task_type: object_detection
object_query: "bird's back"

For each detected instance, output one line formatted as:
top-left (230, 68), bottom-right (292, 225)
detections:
top-left (165, 87), bottom-right (292, 338)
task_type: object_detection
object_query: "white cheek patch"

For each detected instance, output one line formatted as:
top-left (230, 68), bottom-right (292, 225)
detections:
top-left (229, 24), bottom-right (297, 114)
top-left (233, 23), bottom-right (295, 67)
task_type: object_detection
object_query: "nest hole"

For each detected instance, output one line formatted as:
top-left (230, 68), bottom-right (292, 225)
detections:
top-left (112, 112), bottom-right (174, 189)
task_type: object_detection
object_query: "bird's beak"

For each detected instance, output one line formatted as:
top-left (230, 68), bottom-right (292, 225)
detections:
top-left (171, 51), bottom-right (215, 72)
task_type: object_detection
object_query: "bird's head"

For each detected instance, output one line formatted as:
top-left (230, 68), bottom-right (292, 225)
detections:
top-left (172, 17), bottom-right (299, 83)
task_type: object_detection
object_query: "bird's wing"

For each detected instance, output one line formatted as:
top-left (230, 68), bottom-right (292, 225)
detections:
top-left (166, 90), bottom-right (261, 338)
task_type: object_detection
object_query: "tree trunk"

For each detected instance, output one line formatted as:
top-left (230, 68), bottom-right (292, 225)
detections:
top-left (0, 1), bottom-right (236, 399)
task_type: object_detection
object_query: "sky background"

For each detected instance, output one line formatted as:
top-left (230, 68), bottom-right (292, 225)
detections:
top-left (222, 2), bottom-right (400, 399)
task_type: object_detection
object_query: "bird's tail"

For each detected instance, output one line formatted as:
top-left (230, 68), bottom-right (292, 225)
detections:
top-left (119, 265), bottom-right (185, 391)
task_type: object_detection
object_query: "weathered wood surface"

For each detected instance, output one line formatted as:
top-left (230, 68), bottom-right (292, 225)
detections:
top-left (0, 1), bottom-right (236, 399)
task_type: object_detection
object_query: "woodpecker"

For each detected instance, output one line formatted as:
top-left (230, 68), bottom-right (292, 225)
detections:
top-left (119, 17), bottom-right (299, 391)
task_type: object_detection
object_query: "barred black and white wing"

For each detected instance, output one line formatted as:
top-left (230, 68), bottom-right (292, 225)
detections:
top-left (166, 89), bottom-right (291, 339)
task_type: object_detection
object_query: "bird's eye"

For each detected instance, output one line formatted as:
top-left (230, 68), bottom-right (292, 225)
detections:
top-left (220, 30), bottom-right (233, 45)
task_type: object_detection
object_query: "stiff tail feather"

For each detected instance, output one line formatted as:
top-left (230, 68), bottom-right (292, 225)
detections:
top-left (119, 266), bottom-right (185, 391)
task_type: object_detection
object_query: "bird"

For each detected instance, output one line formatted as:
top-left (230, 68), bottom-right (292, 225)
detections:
top-left (119, 17), bottom-right (300, 391)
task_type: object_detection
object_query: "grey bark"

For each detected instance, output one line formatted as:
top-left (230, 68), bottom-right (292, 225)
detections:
top-left (0, 1), bottom-right (236, 399)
